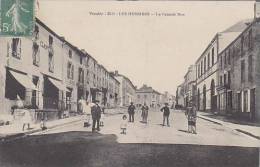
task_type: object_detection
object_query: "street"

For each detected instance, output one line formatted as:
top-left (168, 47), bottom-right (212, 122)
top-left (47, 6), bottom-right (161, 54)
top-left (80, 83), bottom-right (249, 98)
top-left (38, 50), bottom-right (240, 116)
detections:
top-left (0, 110), bottom-right (259, 167)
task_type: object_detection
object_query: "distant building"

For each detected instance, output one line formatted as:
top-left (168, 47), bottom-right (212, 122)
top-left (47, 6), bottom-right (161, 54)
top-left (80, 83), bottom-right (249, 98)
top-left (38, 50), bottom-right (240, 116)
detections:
top-left (135, 84), bottom-right (161, 109)
top-left (175, 84), bottom-right (185, 108)
top-left (160, 91), bottom-right (175, 108)
top-left (183, 65), bottom-right (196, 107)
top-left (111, 71), bottom-right (136, 107)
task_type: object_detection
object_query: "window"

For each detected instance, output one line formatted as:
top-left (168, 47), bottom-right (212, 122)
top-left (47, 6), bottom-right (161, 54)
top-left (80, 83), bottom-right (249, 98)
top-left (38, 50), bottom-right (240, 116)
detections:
top-left (243, 90), bottom-right (248, 112)
top-left (228, 49), bottom-right (231, 65)
top-left (49, 52), bottom-right (54, 72)
top-left (212, 48), bottom-right (215, 66)
top-left (49, 35), bottom-right (53, 46)
top-left (32, 42), bottom-right (40, 66)
top-left (224, 74), bottom-right (227, 85)
top-left (78, 68), bottom-right (84, 83)
top-left (248, 55), bottom-right (253, 82)
top-left (248, 29), bottom-right (253, 50)
top-left (220, 56), bottom-right (223, 69)
top-left (241, 36), bottom-right (244, 55)
top-left (224, 52), bottom-right (227, 66)
top-left (207, 53), bottom-right (210, 69)
top-left (220, 76), bottom-right (223, 86)
top-left (137, 95), bottom-right (140, 99)
top-left (80, 56), bottom-right (83, 65)
top-left (12, 38), bottom-right (21, 59)
top-left (241, 60), bottom-right (245, 83)
top-left (144, 95), bottom-right (147, 99)
top-left (228, 71), bottom-right (231, 86)
top-left (201, 61), bottom-right (203, 75)
top-left (69, 50), bottom-right (72, 58)
top-left (67, 62), bottom-right (74, 79)
top-left (204, 57), bottom-right (206, 72)
top-left (198, 64), bottom-right (200, 78)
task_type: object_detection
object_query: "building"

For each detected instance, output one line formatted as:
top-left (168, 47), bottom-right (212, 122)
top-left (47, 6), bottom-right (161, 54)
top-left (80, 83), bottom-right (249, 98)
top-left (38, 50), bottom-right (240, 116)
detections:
top-left (135, 84), bottom-right (161, 109)
top-left (217, 14), bottom-right (260, 121)
top-left (175, 84), bottom-right (185, 108)
top-left (160, 91), bottom-right (175, 108)
top-left (0, 17), bottom-right (124, 120)
top-left (1, 18), bottom-right (67, 119)
top-left (111, 71), bottom-right (136, 107)
top-left (183, 65), bottom-right (196, 107)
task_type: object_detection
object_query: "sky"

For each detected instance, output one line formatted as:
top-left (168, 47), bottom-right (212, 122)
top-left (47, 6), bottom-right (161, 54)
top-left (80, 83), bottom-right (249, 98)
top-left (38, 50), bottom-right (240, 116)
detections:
top-left (37, 0), bottom-right (254, 95)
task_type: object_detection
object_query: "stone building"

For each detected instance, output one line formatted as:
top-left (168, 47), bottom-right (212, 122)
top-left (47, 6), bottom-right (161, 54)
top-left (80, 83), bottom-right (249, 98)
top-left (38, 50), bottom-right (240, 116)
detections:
top-left (175, 83), bottom-right (185, 108)
top-left (111, 71), bottom-right (136, 107)
top-left (217, 15), bottom-right (260, 121)
top-left (183, 65), bottom-right (196, 107)
top-left (135, 84), bottom-right (161, 109)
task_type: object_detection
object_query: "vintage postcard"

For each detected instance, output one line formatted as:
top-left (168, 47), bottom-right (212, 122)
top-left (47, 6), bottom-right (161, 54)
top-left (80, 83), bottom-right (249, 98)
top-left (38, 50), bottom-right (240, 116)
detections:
top-left (0, 0), bottom-right (259, 167)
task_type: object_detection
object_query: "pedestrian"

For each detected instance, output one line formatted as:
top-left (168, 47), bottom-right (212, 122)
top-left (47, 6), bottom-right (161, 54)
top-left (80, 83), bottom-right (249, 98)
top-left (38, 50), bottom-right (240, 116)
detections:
top-left (120, 115), bottom-right (128, 134)
top-left (160, 103), bottom-right (170, 127)
top-left (141, 103), bottom-right (149, 123)
top-left (78, 97), bottom-right (84, 114)
top-left (190, 104), bottom-right (197, 134)
top-left (100, 109), bottom-right (105, 127)
top-left (22, 109), bottom-right (31, 131)
top-left (83, 101), bottom-right (91, 127)
top-left (185, 106), bottom-right (192, 133)
top-left (128, 102), bottom-right (136, 122)
top-left (91, 100), bottom-right (102, 132)
top-left (40, 117), bottom-right (47, 130)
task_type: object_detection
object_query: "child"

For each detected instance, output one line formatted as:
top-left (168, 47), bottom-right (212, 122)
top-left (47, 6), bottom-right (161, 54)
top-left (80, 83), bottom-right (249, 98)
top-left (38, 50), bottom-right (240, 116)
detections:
top-left (100, 111), bottom-right (105, 127)
top-left (120, 115), bottom-right (128, 134)
top-left (40, 118), bottom-right (47, 131)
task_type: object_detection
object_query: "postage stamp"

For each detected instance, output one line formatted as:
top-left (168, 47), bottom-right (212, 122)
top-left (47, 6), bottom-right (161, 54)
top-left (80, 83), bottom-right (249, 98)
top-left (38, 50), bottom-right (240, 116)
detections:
top-left (0, 0), bottom-right (35, 36)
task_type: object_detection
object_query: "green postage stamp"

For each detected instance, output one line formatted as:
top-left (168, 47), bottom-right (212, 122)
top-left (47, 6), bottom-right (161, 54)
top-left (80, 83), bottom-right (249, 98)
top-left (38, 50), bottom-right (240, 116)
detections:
top-left (0, 0), bottom-right (35, 36)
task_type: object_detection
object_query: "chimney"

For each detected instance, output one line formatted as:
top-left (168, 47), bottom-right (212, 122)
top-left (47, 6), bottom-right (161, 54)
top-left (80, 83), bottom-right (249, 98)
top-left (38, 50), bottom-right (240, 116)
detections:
top-left (255, 1), bottom-right (260, 19)
top-left (115, 70), bottom-right (119, 76)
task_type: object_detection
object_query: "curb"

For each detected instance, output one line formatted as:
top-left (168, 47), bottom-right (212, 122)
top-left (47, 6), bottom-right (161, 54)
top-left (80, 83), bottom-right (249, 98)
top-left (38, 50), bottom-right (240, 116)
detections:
top-left (235, 129), bottom-right (260, 140)
top-left (0, 117), bottom-right (83, 142)
top-left (197, 116), bottom-right (223, 125)
top-left (198, 115), bottom-right (260, 140)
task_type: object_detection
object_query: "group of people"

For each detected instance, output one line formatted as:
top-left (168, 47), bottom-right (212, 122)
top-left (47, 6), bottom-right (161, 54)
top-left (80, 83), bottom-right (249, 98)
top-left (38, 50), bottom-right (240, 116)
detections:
top-left (122, 101), bottom-right (197, 134)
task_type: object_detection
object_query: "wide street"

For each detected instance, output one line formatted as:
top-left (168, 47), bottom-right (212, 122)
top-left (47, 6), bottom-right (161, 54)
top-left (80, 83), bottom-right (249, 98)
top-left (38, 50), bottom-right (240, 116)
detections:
top-left (0, 109), bottom-right (259, 167)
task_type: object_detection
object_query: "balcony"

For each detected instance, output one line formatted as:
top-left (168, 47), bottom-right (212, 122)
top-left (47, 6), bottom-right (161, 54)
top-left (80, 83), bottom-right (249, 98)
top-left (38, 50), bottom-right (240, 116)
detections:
top-left (217, 83), bottom-right (230, 91)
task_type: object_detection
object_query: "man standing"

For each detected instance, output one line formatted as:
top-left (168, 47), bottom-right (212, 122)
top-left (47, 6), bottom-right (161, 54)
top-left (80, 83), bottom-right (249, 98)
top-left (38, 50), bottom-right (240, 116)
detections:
top-left (161, 103), bottom-right (170, 127)
top-left (128, 102), bottom-right (136, 122)
top-left (141, 103), bottom-right (149, 123)
top-left (91, 100), bottom-right (102, 132)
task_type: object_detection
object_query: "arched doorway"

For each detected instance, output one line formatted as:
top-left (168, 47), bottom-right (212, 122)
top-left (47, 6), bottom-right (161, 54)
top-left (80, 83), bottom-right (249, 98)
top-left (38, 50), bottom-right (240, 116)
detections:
top-left (210, 79), bottom-right (217, 112)
top-left (197, 88), bottom-right (200, 110)
top-left (203, 85), bottom-right (206, 111)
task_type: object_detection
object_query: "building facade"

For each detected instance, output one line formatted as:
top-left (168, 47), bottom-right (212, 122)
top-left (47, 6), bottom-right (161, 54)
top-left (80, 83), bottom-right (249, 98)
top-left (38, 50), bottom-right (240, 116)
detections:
top-left (183, 65), bottom-right (196, 107)
top-left (111, 71), bottom-right (136, 107)
top-left (175, 84), bottom-right (185, 108)
top-left (135, 84), bottom-right (161, 109)
top-left (217, 17), bottom-right (260, 121)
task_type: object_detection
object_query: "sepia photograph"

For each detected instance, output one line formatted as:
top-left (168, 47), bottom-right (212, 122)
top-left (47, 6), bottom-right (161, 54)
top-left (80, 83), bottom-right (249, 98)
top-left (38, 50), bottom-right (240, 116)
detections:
top-left (0, 0), bottom-right (259, 166)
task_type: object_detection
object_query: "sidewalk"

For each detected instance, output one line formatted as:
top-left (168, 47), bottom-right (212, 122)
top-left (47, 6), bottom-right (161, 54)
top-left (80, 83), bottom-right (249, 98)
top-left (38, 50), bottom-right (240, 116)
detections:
top-left (197, 112), bottom-right (260, 140)
top-left (0, 115), bottom-right (84, 141)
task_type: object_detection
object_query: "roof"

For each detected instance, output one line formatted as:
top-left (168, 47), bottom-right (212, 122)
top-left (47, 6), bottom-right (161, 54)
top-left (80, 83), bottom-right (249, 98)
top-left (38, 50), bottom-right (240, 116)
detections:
top-left (111, 72), bottom-right (136, 90)
top-left (136, 85), bottom-right (161, 95)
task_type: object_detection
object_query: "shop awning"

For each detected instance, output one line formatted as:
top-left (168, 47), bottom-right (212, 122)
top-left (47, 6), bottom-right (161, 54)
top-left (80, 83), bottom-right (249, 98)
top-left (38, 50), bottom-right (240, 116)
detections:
top-left (10, 71), bottom-right (37, 90)
top-left (48, 77), bottom-right (67, 91)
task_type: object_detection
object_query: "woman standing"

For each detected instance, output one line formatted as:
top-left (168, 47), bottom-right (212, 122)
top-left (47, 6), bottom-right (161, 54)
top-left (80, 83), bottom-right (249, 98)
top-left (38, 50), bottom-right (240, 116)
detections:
top-left (141, 103), bottom-right (149, 123)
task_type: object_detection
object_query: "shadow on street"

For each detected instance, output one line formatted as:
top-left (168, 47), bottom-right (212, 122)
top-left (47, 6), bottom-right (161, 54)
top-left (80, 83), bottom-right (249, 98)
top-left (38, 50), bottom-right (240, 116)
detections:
top-left (0, 131), bottom-right (259, 167)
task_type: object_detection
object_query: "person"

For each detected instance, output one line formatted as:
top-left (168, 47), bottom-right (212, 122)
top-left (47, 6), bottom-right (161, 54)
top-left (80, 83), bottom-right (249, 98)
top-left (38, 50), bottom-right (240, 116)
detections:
top-left (141, 103), bottom-right (149, 123)
top-left (40, 117), bottom-right (47, 131)
top-left (83, 101), bottom-right (92, 127)
top-left (190, 105), bottom-right (197, 134)
top-left (128, 102), bottom-right (136, 122)
top-left (78, 97), bottom-right (84, 114)
top-left (22, 109), bottom-right (31, 131)
top-left (185, 106), bottom-right (192, 133)
top-left (91, 100), bottom-right (102, 132)
top-left (120, 115), bottom-right (128, 134)
top-left (100, 109), bottom-right (105, 127)
top-left (160, 103), bottom-right (170, 127)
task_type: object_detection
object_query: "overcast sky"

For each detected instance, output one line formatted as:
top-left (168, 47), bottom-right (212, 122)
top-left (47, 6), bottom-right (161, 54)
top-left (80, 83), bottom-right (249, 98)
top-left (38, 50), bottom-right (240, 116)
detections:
top-left (38, 0), bottom-right (254, 95)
